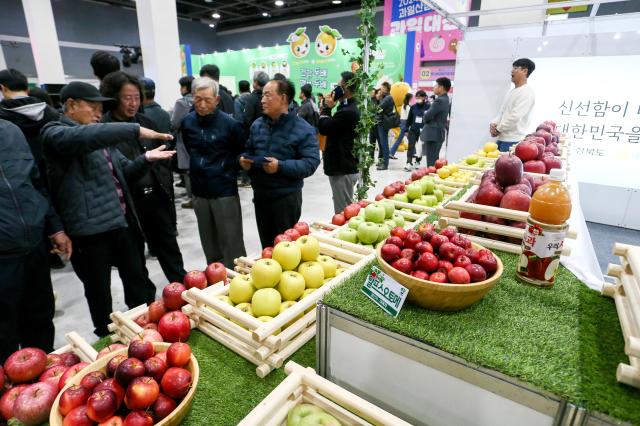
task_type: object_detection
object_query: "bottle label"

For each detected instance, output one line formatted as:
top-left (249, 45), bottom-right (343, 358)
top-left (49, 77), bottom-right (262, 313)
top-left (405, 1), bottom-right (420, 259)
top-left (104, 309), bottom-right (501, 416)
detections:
top-left (518, 222), bottom-right (566, 284)
top-left (523, 224), bottom-right (566, 258)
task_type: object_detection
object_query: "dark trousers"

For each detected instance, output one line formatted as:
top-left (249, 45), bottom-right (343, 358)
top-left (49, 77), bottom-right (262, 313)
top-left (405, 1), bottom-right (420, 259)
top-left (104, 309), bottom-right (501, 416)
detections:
top-left (134, 189), bottom-right (186, 283)
top-left (70, 227), bottom-right (157, 336)
top-left (406, 129), bottom-right (420, 164)
top-left (376, 125), bottom-right (390, 167)
top-left (254, 190), bottom-right (302, 248)
top-left (425, 139), bottom-right (444, 167)
top-left (0, 242), bottom-right (54, 362)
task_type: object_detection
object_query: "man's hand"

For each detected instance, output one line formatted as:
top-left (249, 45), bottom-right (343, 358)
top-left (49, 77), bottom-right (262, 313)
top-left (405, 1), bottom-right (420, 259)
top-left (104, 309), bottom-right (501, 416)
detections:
top-left (324, 96), bottom-right (337, 109)
top-left (50, 232), bottom-right (72, 261)
top-left (145, 145), bottom-right (176, 162)
top-left (239, 156), bottom-right (253, 171)
top-left (263, 157), bottom-right (278, 174)
top-left (140, 127), bottom-right (174, 141)
top-left (489, 122), bottom-right (499, 137)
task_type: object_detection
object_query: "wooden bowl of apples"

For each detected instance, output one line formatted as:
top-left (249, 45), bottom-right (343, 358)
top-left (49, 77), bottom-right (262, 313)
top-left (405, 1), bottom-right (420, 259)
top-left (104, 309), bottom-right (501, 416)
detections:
top-left (49, 341), bottom-right (199, 426)
top-left (376, 227), bottom-right (503, 311)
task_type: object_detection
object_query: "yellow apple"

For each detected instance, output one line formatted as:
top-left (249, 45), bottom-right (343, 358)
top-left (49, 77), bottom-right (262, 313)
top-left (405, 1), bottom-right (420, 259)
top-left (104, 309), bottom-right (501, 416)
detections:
top-left (228, 274), bottom-right (255, 304)
top-left (298, 261), bottom-right (325, 289)
top-left (316, 255), bottom-right (337, 279)
top-left (276, 271), bottom-right (306, 301)
top-left (256, 315), bottom-right (280, 335)
top-left (251, 288), bottom-right (281, 317)
top-left (296, 235), bottom-right (320, 261)
top-left (335, 267), bottom-right (347, 275)
top-left (484, 141), bottom-right (498, 152)
top-left (279, 301), bottom-right (303, 328)
top-left (487, 150), bottom-right (499, 158)
top-left (251, 258), bottom-right (282, 289)
top-left (232, 302), bottom-right (254, 328)
top-left (448, 164), bottom-right (459, 174)
top-left (272, 241), bottom-right (302, 271)
top-left (437, 168), bottom-right (450, 179)
top-left (299, 288), bottom-right (317, 313)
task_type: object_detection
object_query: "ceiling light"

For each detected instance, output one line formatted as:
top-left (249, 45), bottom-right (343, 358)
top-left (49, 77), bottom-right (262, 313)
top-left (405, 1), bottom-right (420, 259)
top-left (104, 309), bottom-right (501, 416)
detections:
top-left (275, 1), bottom-right (284, 6)
top-left (209, 23), bottom-right (215, 28)
top-left (332, 0), bottom-right (342, 3)
top-left (212, 12), bottom-right (220, 19)
top-left (613, 32), bottom-right (621, 40)
top-left (262, 12), bottom-right (270, 17)
top-left (204, 0), bottom-right (213, 2)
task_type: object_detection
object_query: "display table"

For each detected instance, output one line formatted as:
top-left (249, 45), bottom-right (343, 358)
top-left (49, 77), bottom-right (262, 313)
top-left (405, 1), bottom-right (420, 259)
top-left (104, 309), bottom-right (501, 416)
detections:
top-left (319, 252), bottom-right (640, 426)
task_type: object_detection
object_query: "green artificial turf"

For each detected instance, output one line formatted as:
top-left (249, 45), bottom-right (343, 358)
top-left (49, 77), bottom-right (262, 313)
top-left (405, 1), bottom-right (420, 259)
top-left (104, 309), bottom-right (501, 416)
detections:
top-left (323, 252), bottom-right (640, 424)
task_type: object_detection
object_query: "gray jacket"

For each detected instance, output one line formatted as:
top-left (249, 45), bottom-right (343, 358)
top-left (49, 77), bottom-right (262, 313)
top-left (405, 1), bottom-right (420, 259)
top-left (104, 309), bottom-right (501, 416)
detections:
top-left (171, 94), bottom-right (193, 170)
top-left (41, 116), bottom-right (151, 237)
top-left (421, 93), bottom-right (449, 142)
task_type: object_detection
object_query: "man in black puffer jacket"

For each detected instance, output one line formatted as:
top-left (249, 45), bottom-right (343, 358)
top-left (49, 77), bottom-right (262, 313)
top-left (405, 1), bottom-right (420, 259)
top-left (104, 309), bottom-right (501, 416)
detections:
top-left (0, 119), bottom-right (71, 362)
top-left (41, 81), bottom-right (175, 337)
top-left (101, 71), bottom-right (186, 283)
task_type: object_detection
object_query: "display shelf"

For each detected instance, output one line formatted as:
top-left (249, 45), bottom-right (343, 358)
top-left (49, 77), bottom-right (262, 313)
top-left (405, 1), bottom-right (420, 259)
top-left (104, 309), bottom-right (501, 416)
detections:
top-left (320, 252), bottom-right (640, 425)
top-left (52, 331), bottom-right (99, 362)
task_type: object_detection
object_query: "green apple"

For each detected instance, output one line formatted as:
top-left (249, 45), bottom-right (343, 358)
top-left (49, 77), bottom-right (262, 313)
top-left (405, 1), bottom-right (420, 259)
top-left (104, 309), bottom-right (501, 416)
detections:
top-left (279, 301), bottom-right (303, 328)
top-left (272, 241), bottom-right (302, 271)
top-left (228, 274), bottom-right (255, 304)
top-left (299, 288), bottom-right (317, 313)
top-left (298, 261), bottom-right (325, 289)
top-left (384, 219), bottom-right (397, 230)
top-left (376, 224), bottom-right (390, 243)
top-left (392, 193), bottom-right (408, 203)
top-left (256, 315), bottom-right (281, 335)
top-left (287, 404), bottom-right (324, 426)
top-left (335, 267), bottom-right (347, 275)
top-left (277, 271), bottom-right (306, 301)
top-left (421, 177), bottom-right (435, 195)
top-left (380, 200), bottom-right (395, 219)
top-left (357, 221), bottom-right (379, 245)
top-left (364, 203), bottom-right (386, 223)
top-left (232, 302), bottom-right (254, 327)
top-left (296, 235), bottom-right (320, 262)
top-left (406, 182), bottom-right (423, 200)
top-left (216, 295), bottom-right (233, 306)
top-left (402, 208), bottom-right (412, 212)
top-left (466, 154), bottom-right (478, 165)
top-left (357, 208), bottom-right (366, 217)
top-left (392, 213), bottom-right (405, 227)
top-left (477, 159), bottom-right (486, 167)
top-left (317, 255), bottom-right (337, 279)
top-left (251, 288), bottom-right (281, 317)
top-left (337, 227), bottom-right (358, 243)
top-left (434, 188), bottom-right (444, 202)
top-left (299, 412), bottom-right (341, 426)
top-left (436, 184), bottom-right (446, 193)
top-left (423, 194), bottom-right (438, 207)
top-left (348, 216), bottom-right (365, 230)
top-left (412, 198), bottom-right (428, 207)
top-left (251, 258), bottom-right (282, 289)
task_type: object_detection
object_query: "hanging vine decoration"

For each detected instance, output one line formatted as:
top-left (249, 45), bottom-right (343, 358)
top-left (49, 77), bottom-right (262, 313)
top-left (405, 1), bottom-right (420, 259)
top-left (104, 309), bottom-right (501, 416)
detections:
top-left (342, 0), bottom-right (381, 201)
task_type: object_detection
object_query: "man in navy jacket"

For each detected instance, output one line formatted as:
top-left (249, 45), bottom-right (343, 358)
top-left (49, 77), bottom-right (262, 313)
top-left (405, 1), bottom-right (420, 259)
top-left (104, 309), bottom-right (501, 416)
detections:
top-left (240, 79), bottom-right (320, 248)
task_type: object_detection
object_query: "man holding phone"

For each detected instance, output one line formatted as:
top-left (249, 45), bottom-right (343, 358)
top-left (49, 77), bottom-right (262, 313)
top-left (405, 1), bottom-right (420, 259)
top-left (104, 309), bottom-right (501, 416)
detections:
top-left (240, 78), bottom-right (320, 248)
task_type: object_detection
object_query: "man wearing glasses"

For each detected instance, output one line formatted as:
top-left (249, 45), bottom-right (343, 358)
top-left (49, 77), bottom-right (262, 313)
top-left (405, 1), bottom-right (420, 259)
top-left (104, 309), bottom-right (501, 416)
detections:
top-left (490, 58), bottom-right (536, 152)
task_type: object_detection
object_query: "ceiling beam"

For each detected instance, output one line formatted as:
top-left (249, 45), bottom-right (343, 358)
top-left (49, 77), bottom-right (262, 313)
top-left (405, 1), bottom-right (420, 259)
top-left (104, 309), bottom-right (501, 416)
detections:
top-left (419, 0), bottom-right (466, 30)
top-left (447, 0), bottom-right (630, 18)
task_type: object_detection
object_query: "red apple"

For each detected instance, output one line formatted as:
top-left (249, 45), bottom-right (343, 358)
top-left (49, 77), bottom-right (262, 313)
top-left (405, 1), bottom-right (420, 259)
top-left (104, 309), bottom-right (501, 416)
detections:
top-left (87, 389), bottom-right (118, 422)
top-left (416, 223), bottom-right (435, 239)
top-left (13, 381), bottom-right (58, 426)
top-left (429, 271), bottom-right (448, 283)
top-left (383, 185), bottom-right (396, 197)
top-left (125, 376), bottom-right (159, 410)
top-left (416, 252), bottom-right (439, 272)
top-left (465, 248), bottom-right (480, 264)
top-left (128, 340), bottom-right (155, 361)
top-left (391, 258), bottom-right (413, 274)
top-left (511, 221), bottom-right (526, 229)
top-left (45, 354), bottom-right (65, 370)
top-left (107, 355), bottom-right (127, 378)
top-left (515, 140), bottom-right (540, 162)
top-left (284, 228), bottom-right (301, 241)
top-left (134, 313), bottom-right (150, 328)
top-left (261, 247), bottom-right (273, 259)
top-left (358, 200), bottom-right (370, 208)
top-left (331, 213), bottom-right (346, 226)
top-left (158, 311), bottom-right (191, 343)
top-left (58, 384), bottom-right (91, 416)
top-left (115, 358), bottom-right (145, 388)
top-left (63, 405), bottom-right (93, 426)
top-left (166, 342), bottom-right (191, 368)
top-left (475, 185), bottom-right (504, 207)
top-left (380, 243), bottom-right (401, 263)
top-left (143, 357), bottom-right (167, 382)
top-left (39, 365), bottom-right (67, 386)
top-left (404, 231), bottom-right (422, 250)
top-left (374, 194), bottom-right (385, 201)
top-left (465, 264), bottom-right (487, 282)
top-left (453, 255), bottom-right (472, 269)
top-left (162, 282), bottom-right (187, 311)
top-left (391, 181), bottom-right (405, 191)
top-left (385, 236), bottom-right (404, 248)
top-left (205, 262), bottom-right (226, 285)
top-left (146, 301), bottom-right (166, 324)
top-left (0, 384), bottom-right (29, 421)
top-left (429, 234), bottom-right (449, 250)
top-left (483, 215), bottom-right (508, 226)
top-left (342, 203), bottom-right (361, 219)
top-left (151, 393), bottom-right (177, 422)
top-left (478, 252), bottom-right (498, 274)
top-left (155, 352), bottom-right (167, 364)
top-left (523, 160), bottom-right (546, 174)
top-left (439, 226), bottom-right (457, 240)
top-left (79, 370), bottom-right (106, 392)
top-left (500, 190), bottom-right (531, 212)
top-left (58, 362), bottom-right (88, 390)
top-left (450, 234), bottom-right (471, 249)
top-left (95, 379), bottom-right (125, 409)
top-left (414, 241), bottom-right (434, 254)
top-left (448, 267), bottom-right (471, 284)
top-left (293, 222), bottom-right (310, 236)
top-left (504, 183), bottom-right (532, 196)
top-left (4, 347), bottom-right (47, 383)
top-left (160, 367), bottom-right (192, 399)
top-left (390, 226), bottom-right (407, 240)
top-left (399, 248), bottom-right (416, 261)
top-left (183, 270), bottom-right (207, 290)
top-left (434, 158), bottom-right (448, 169)
top-left (438, 242), bottom-right (461, 262)
top-left (437, 260), bottom-right (453, 273)
top-left (124, 410), bottom-right (154, 426)
top-left (99, 416), bottom-right (124, 426)
top-left (427, 166), bottom-right (437, 174)
top-left (97, 344), bottom-right (127, 360)
top-left (411, 270), bottom-right (430, 280)
top-left (130, 329), bottom-right (164, 344)
top-left (542, 155), bottom-right (562, 174)
top-left (273, 234), bottom-right (292, 245)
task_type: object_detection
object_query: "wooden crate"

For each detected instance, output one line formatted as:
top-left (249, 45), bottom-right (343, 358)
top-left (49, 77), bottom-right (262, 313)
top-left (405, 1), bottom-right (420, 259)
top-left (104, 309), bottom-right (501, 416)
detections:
top-left (602, 243), bottom-right (640, 389)
top-left (182, 242), bottom-right (375, 378)
top-left (437, 185), bottom-right (576, 256)
top-left (52, 331), bottom-right (98, 363)
top-left (107, 270), bottom-right (237, 343)
top-left (238, 361), bottom-right (412, 426)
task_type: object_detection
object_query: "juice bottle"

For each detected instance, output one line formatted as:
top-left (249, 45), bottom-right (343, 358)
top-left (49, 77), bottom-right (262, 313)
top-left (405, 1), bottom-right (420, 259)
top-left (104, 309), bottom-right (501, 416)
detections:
top-left (516, 169), bottom-right (572, 287)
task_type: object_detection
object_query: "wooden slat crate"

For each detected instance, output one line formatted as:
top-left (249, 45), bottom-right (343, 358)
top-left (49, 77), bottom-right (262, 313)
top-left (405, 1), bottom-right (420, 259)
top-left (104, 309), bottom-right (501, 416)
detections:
top-left (238, 361), bottom-right (412, 426)
top-left (602, 243), bottom-right (640, 389)
top-left (52, 331), bottom-right (99, 362)
top-left (437, 185), bottom-right (577, 256)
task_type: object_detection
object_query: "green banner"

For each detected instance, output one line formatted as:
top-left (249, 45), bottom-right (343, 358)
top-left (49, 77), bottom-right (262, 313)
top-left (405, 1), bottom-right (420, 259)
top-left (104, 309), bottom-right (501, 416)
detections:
top-left (191, 29), bottom-right (407, 96)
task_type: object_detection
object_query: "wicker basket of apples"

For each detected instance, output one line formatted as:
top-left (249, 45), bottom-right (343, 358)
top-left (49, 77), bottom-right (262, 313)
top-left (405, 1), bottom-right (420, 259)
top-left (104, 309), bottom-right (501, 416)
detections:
top-left (377, 223), bottom-right (503, 311)
top-left (49, 341), bottom-right (198, 426)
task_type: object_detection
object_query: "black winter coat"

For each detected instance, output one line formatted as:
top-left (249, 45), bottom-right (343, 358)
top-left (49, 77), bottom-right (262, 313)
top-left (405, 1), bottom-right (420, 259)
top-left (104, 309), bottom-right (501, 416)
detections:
top-left (319, 98), bottom-right (359, 176)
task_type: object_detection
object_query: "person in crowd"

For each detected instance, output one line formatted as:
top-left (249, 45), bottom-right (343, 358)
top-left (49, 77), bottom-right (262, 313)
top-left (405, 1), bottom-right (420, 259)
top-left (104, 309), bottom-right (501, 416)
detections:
top-left (90, 50), bottom-right (121, 82)
top-left (368, 89), bottom-right (380, 159)
top-left (141, 77), bottom-right (171, 134)
top-left (241, 71), bottom-right (269, 131)
top-left (273, 73), bottom-right (299, 114)
top-left (233, 79), bottom-right (251, 122)
top-left (319, 71), bottom-right (360, 213)
top-left (0, 69), bottom-right (65, 268)
top-left (172, 76), bottom-right (195, 208)
top-left (181, 77), bottom-right (247, 267)
top-left (0, 119), bottom-right (72, 362)
top-left (389, 92), bottom-right (413, 159)
top-left (240, 79), bottom-right (320, 248)
top-left (41, 81), bottom-right (174, 337)
top-left (199, 64), bottom-right (234, 114)
top-left (403, 90), bottom-right (430, 171)
top-left (100, 71), bottom-right (186, 284)
top-left (28, 87), bottom-right (55, 107)
top-left (297, 83), bottom-right (319, 128)
top-left (420, 77), bottom-right (451, 167)
top-left (490, 58), bottom-right (536, 152)
top-left (375, 82), bottom-right (395, 170)
top-left (317, 93), bottom-right (325, 110)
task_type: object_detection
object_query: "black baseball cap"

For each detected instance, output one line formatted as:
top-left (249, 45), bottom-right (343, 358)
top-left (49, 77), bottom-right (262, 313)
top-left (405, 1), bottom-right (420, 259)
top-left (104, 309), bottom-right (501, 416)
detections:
top-left (60, 81), bottom-right (114, 103)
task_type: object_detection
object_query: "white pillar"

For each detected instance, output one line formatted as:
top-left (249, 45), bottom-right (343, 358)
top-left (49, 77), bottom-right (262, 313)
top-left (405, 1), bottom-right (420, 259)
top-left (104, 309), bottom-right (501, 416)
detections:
top-left (478, 0), bottom-right (546, 27)
top-left (0, 45), bottom-right (7, 71)
top-left (135, 0), bottom-right (182, 110)
top-left (21, 0), bottom-right (66, 84)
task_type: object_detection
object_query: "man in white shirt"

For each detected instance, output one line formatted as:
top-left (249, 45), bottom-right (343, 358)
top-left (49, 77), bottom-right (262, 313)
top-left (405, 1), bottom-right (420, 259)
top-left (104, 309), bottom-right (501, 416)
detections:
top-left (490, 58), bottom-right (536, 152)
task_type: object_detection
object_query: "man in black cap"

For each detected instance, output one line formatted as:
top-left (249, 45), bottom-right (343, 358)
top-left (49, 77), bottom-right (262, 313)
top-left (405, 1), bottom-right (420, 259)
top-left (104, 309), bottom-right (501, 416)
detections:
top-left (141, 77), bottom-right (171, 134)
top-left (41, 81), bottom-right (175, 337)
top-left (199, 64), bottom-right (234, 115)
